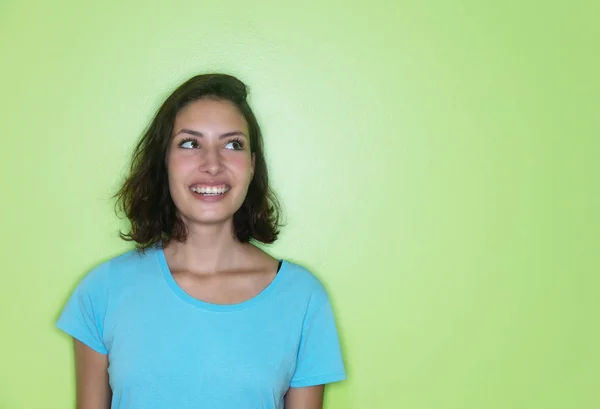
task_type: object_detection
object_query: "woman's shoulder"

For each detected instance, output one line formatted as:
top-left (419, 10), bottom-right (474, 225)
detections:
top-left (76, 246), bottom-right (160, 288)
top-left (278, 259), bottom-right (332, 301)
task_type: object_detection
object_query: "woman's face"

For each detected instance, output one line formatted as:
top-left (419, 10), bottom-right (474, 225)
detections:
top-left (167, 98), bottom-right (255, 227)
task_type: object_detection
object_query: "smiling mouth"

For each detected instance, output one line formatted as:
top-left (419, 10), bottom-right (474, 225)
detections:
top-left (190, 185), bottom-right (231, 196)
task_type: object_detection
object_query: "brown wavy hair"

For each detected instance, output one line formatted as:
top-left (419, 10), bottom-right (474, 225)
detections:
top-left (114, 73), bottom-right (282, 250)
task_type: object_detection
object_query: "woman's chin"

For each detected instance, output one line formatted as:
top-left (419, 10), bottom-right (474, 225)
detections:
top-left (182, 211), bottom-right (237, 227)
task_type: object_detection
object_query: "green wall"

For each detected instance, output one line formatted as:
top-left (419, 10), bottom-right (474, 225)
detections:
top-left (1, 1), bottom-right (598, 408)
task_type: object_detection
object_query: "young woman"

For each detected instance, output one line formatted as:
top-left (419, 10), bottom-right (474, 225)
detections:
top-left (56, 74), bottom-right (346, 409)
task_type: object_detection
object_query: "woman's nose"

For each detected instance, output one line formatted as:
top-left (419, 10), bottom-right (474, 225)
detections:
top-left (202, 148), bottom-right (224, 175)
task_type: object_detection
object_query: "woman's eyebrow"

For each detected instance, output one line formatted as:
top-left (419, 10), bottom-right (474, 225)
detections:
top-left (175, 129), bottom-right (203, 137)
top-left (218, 131), bottom-right (247, 139)
top-left (174, 129), bottom-right (247, 139)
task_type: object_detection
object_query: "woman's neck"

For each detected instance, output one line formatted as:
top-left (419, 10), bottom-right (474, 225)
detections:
top-left (163, 220), bottom-right (250, 274)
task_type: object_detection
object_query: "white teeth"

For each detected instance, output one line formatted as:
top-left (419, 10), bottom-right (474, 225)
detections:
top-left (191, 185), bottom-right (229, 195)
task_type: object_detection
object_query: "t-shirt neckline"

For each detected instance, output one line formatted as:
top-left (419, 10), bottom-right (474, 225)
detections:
top-left (155, 246), bottom-right (287, 312)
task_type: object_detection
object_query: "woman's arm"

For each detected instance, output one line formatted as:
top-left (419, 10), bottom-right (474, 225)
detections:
top-left (73, 339), bottom-right (111, 409)
top-left (284, 385), bottom-right (325, 409)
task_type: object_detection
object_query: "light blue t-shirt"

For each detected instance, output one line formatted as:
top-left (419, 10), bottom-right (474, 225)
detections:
top-left (56, 246), bottom-right (346, 409)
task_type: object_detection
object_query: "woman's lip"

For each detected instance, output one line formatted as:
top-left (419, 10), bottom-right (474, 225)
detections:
top-left (189, 182), bottom-right (231, 189)
top-left (190, 188), bottom-right (230, 202)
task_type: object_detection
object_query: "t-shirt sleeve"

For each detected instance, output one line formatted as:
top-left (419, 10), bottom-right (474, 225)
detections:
top-left (290, 287), bottom-right (347, 388)
top-left (56, 262), bottom-right (110, 355)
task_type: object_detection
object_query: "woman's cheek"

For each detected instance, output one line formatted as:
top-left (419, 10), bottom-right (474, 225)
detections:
top-left (228, 153), bottom-right (253, 174)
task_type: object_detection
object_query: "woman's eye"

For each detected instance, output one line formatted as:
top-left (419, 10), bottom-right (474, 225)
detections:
top-left (180, 140), bottom-right (198, 149)
top-left (225, 140), bottom-right (243, 150)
